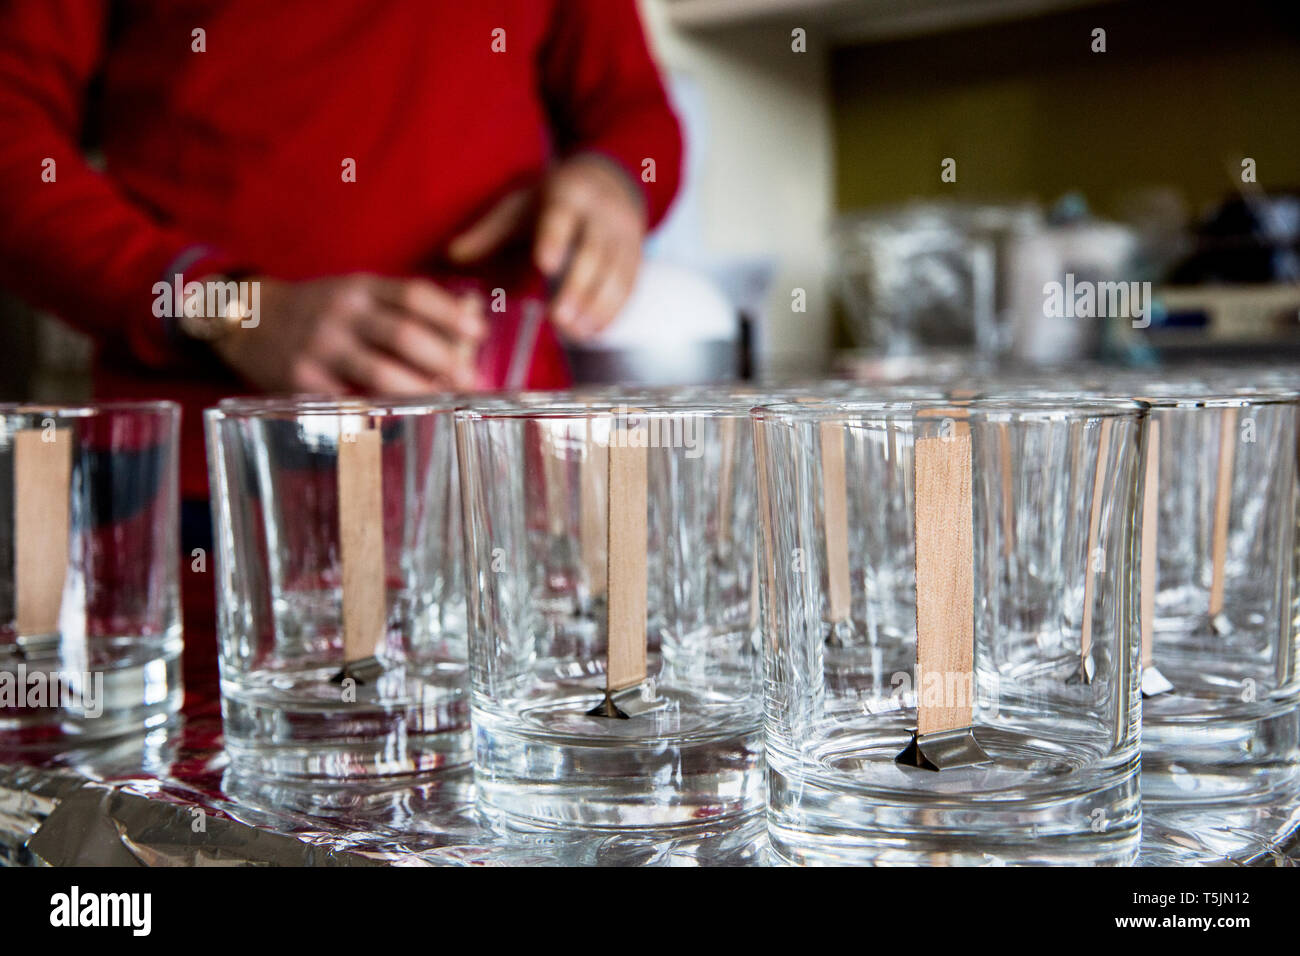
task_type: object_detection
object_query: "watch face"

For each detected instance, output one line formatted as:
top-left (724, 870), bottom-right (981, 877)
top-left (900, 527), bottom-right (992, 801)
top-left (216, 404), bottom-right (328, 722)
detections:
top-left (179, 310), bottom-right (223, 341)
top-left (179, 279), bottom-right (245, 340)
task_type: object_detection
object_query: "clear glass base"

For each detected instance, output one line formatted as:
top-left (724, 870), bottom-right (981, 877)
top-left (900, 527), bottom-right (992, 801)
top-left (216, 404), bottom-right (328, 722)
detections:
top-left (1141, 696), bottom-right (1300, 804)
top-left (767, 732), bottom-right (1141, 866)
top-left (221, 659), bottom-right (469, 780)
top-left (0, 633), bottom-right (182, 743)
top-left (473, 690), bottom-right (763, 830)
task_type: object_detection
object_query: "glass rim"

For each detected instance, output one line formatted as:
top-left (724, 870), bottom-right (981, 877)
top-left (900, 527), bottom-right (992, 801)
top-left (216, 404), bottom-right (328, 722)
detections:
top-left (461, 390), bottom-right (661, 410)
top-left (967, 378), bottom-right (1300, 404)
top-left (752, 397), bottom-right (1150, 424)
top-left (211, 394), bottom-right (462, 419)
top-left (454, 402), bottom-right (758, 422)
top-left (1119, 385), bottom-right (1300, 409)
top-left (0, 399), bottom-right (179, 417)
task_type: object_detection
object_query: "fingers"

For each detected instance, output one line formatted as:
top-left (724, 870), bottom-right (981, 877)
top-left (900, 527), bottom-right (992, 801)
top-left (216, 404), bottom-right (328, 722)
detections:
top-left (535, 157), bottom-right (647, 339)
top-left (446, 188), bottom-right (533, 264)
top-left (534, 200), bottom-right (582, 278)
top-left (285, 360), bottom-right (348, 395)
top-left (355, 311), bottom-right (478, 391)
top-left (549, 231), bottom-right (604, 335)
top-left (323, 275), bottom-right (483, 394)
top-left (328, 343), bottom-right (453, 395)
top-left (549, 231), bottom-right (641, 340)
top-left (215, 273), bottom-right (481, 396)
top-left (583, 247), bottom-right (641, 336)
top-left (369, 276), bottom-right (487, 343)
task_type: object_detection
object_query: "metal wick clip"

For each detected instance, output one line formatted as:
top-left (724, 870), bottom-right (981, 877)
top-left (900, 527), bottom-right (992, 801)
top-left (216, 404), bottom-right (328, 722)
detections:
top-left (1140, 665), bottom-right (1174, 698)
top-left (586, 680), bottom-right (661, 720)
top-left (895, 725), bottom-right (991, 772)
top-left (330, 655), bottom-right (385, 686)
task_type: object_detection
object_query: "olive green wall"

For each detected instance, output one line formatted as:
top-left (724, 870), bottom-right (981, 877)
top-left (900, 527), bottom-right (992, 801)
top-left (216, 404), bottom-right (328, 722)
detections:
top-left (830, 0), bottom-right (1300, 219)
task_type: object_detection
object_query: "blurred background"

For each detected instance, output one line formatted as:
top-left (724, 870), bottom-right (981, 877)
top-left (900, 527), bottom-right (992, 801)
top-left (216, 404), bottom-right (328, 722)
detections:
top-left (4, 0), bottom-right (1299, 396)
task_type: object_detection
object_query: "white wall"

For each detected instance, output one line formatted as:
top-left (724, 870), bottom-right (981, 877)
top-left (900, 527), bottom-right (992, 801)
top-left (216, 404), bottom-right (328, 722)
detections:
top-left (638, 1), bottom-right (836, 375)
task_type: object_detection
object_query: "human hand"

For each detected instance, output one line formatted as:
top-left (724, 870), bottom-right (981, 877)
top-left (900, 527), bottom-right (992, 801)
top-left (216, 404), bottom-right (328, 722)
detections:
top-left (447, 154), bottom-right (647, 341)
top-left (210, 274), bottom-right (485, 395)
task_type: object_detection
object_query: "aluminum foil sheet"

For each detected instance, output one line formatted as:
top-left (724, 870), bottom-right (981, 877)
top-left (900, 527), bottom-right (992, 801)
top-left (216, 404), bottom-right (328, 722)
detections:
top-left (1, 686), bottom-right (1296, 866)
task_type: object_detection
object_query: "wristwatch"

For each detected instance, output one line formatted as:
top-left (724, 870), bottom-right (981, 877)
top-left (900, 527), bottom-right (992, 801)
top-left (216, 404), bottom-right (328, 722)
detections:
top-left (177, 274), bottom-right (252, 342)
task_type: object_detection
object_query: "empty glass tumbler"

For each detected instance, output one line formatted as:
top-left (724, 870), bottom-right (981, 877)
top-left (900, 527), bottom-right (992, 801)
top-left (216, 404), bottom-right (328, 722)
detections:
top-left (456, 403), bottom-right (763, 828)
top-left (206, 398), bottom-right (467, 778)
top-left (755, 398), bottom-right (1145, 865)
top-left (1133, 386), bottom-right (1300, 805)
top-left (0, 401), bottom-right (182, 741)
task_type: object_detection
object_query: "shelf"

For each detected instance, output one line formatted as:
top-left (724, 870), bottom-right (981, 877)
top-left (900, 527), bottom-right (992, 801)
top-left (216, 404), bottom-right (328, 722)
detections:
top-left (663, 0), bottom-right (1127, 43)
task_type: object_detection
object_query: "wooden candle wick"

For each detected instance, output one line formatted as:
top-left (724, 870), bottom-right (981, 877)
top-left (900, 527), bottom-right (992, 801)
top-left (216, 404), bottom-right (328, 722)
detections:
top-left (14, 427), bottom-right (72, 641)
top-left (997, 423), bottom-right (1015, 559)
top-left (333, 417), bottom-right (386, 684)
top-left (588, 413), bottom-right (648, 718)
top-left (1138, 416), bottom-right (1173, 697)
top-left (820, 421), bottom-right (851, 629)
top-left (793, 400), bottom-right (851, 634)
top-left (716, 416), bottom-right (737, 554)
top-left (897, 414), bottom-right (989, 771)
top-left (1208, 406), bottom-right (1238, 623)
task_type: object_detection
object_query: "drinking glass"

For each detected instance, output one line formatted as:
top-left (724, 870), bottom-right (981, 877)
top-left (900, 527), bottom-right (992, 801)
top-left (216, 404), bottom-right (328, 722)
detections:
top-left (456, 403), bottom-right (763, 828)
top-left (0, 401), bottom-right (181, 741)
top-left (1129, 385), bottom-right (1300, 806)
top-left (206, 397), bottom-right (467, 778)
top-left (755, 398), bottom-right (1145, 865)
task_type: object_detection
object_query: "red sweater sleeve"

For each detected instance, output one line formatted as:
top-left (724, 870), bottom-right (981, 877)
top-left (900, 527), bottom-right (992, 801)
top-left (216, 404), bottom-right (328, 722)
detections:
top-left (538, 0), bottom-right (683, 228)
top-left (0, 0), bottom-right (232, 369)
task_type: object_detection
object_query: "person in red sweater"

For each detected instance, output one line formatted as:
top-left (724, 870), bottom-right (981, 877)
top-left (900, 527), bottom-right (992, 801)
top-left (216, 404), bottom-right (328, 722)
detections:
top-left (0, 1), bottom-right (682, 686)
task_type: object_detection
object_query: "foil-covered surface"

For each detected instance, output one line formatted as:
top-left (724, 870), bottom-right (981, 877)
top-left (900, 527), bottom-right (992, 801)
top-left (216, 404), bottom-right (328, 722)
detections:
top-left (1, 687), bottom-right (1296, 866)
